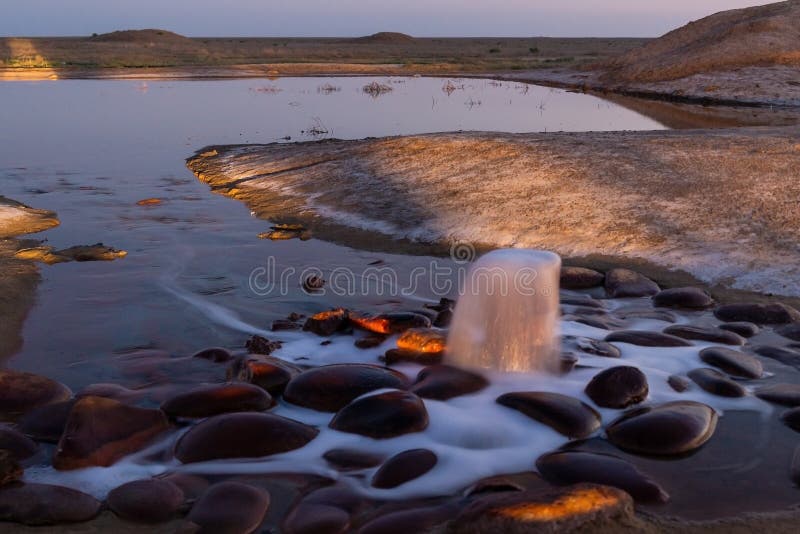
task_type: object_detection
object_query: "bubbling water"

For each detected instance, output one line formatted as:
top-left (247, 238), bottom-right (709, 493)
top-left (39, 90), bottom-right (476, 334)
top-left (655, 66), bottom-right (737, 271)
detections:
top-left (447, 249), bottom-right (562, 373)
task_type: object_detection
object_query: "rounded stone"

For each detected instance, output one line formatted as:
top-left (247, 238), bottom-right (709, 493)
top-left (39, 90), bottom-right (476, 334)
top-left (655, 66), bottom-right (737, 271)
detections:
top-left (323, 448), bottom-right (385, 470)
top-left (604, 268), bottom-right (659, 298)
top-left (191, 347), bottom-right (232, 363)
top-left (0, 370), bottom-right (72, 420)
top-left (174, 412), bottom-right (318, 463)
top-left (372, 449), bottom-right (438, 489)
top-left (718, 322), bottom-right (760, 338)
top-left (535, 451), bottom-right (669, 503)
top-left (776, 323), bottom-right (800, 342)
top-left (560, 266), bottom-right (604, 289)
top-left (383, 348), bottom-right (443, 366)
top-left (755, 384), bottom-right (800, 406)
top-left (753, 345), bottom-right (800, 369)
top-left (396, 328), bottom-right (446, 354)
top-left (667, 375), bottom-right (691, 392)
top-left (0, 425), bottom-right (38, 460)
top-left (357, 504), bottom-right (457, 534)
top-left (573, 338), bottom-right (621, 358)
top-left (663, 325), bottom-right (745, 346)
top-left (185, 482), bottom-right (270, 533)
top-left (410, 365), bottom-right (488, 401)
top-left (283, 503), bottom-right (350, 534)
top-left (699, 347), bottom-right (763, 379)
top-left (329, 391), bottom-right (428, 439)
top-left (0, 483), bottom-right (101, 525)
top-left (283, 364), bottom-right (410, 412)
top-left (16, 400), bottom-right (76, 443)
top-left (497, 392), bottom-right (601, 439)
top-left (350, 312), bottom-right (431, 335)
top-left (605, 330), bottom-right (692, 347)
top-left (303, 308), bottom-right (350, 336)
top-left (107, 478), bottom-right (185, 523)
top-left (606, 401), bottom-right (718, 455)
top-left (161, 383), bottom-right (272, 419)
top-left (653, 287), bottom-right (714, 309)
top-left (584, 367), bottom-right (648, 409)
top-left (687, 368), bottom-right (747, 397)
top-left (227, 355), bottom-right (300, 395)
top-left (714, 303), bottom-right (800, 324)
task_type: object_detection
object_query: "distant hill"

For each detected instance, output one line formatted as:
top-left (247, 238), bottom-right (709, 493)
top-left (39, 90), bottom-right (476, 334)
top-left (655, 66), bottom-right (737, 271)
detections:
top-left (351, 32), bottom-right (415, 44)
top-left (90, 29), bottom-right (192, 44)
top-left (602, 0), bottom-right (800, 82)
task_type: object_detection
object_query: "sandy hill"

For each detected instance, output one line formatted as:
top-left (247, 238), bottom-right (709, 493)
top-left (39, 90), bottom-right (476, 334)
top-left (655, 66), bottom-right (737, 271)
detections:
top-left (90, 29), bottom-right (192, 44)
top-left (351, 32), bottom-right (415, 44)
top-left (602, 0), bottom-right (800, 82)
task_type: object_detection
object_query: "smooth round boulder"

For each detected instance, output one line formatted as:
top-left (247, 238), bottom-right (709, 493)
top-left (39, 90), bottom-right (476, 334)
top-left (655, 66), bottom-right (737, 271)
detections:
top-left (687, 368), bottom-right (746, 397)
top-left (606, 401), bottom-right (717, 455)
top-left (410, 365), bottom-right (488, 401)
top-left (781, 407), bottom-right (800, 432)
top-left (572, 338), bottom-right (621, 358)
top-left (574, 315), bottom-right (626, 331)
top-left (283, 364), bottom-right (410, 412)
top-left (227, 355), bottom-right (300, 395)
top-left (329, 391), bottom-right (428, 439)
top-left (605, 330), bottom-right (692, 347)
top-left (653, 287), bottom-right (714, 309)
top-left (303, 308), bottom-right (350, 336)
top-left (776, 323), bottom-right (800, 342)
top-left (663, 325), bottom-right (744, 346)
top-left (615, 308), bottom-right (677, 323)
top-left (0, 370), bottom-right (72, 420)
top-left (604, 268), bottom-right (659, 298)
top-left (718, 321), bottom-right (760, 338)
top-left (560, 266), bottom-right (604, 289)
top-left (383, 348), bottom-right (443, 366)
top-left (396, 328), bottom-right (446, 354)
top-left (191, 347), bottom-right (232, 363)
top-left (699, 347), bottom-right (763, 379)
top-left (753, 345), bottom-right (800, 369)
top-left (283, 502), bottom-right (350, 534)
top-left (372, 449), bottom-right (438, 489)
top-left (584, 367), bottom-right (648, 409)
top-left (53, 396), bottom-right (169, 470)
top-left (350, 312), bottom-right (431, 335)
top-left (185, 482), bottom-right (269, 533)
top-left (667, 375), bottom-right (691, 392)
top-left (714, 303), bottom-right (800, 324)
top-left (175, 412), bottom-right (318, 463)
top-left (755, 384), bottom-right (800, 406)
top-left (107, 478), bottom-right (184, 523)
top-left (0, 483), bottom-right (101, 525)
top-left (161, 383), bottom-right (272, 419)
top-left (323, 448), bottom-right (384, 470)
top-left (535, 451), bottom-right (668, 503)
top-left (497, 392), bottom-right (601, 439)
top-left (0, 425), bottom-right (38, 460)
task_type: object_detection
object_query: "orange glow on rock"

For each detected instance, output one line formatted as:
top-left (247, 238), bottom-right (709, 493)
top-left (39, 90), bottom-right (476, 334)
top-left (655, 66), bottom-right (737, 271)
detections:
top-left (494, 487), bottom-right (620, 522)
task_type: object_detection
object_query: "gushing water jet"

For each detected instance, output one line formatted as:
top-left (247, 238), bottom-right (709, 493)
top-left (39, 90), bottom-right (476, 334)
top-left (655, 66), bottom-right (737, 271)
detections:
top-left (447, 249), bottom-right (561, 373)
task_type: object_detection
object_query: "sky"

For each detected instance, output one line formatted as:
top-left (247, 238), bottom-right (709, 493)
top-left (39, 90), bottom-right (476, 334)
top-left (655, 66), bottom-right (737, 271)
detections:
top-left (0, 1), bottom-right (776, 38)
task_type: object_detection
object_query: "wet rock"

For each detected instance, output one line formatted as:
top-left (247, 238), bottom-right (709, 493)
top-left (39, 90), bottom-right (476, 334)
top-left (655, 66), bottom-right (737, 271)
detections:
top-left (536, 451), bottom-right (668, 504)
top-left (303, 308), bottom-right (350, 336)
top-left (397, 328), bottom-right (446, 354)
top-left (53, 396), bottom-right (169, 470)
top-left (560, 266), bottom-right (604, 289)
top-left (58, 243), bottom-right (127, 262)
top-left (284, 503), bottom-right (350, 534)
top-left (76, 383), bottom-right (142, 403)
top-left (615, 309), bottom-right (677, 323)
top-left (283, 364), bottom-right (410, 412)
top-left (192, 347), bottom-right (232, 363)
top-left (227, 354), bottom-right (301, 395)
top-left (245, 334), bottom-right (282, 355)
top-left (653, 287), bottom-right (714, 309)
top-left (0, 369), bottom-right (72, 420)
top-left (569, 306), bottom-right (608, 317)
top-left (433, 308), bottom-right (453, 328)
top-left (0, 425), bottom-right (38, 461)
top-left (329, 390), bottom-right (428, 439)
top-left (0, 483), bottom-right (101, 525)
top-left (357, 504), bottom-right (456, 534)
top-left (606, 401), bottom-right (717, 455)
top-left (605, 330), bottom-right (692, 347)
top-left (754, 345), bottom-right (800, 369)
top-left (107, 478), bottom-right (185, 523)
top-left (755, 384), bottom-right (800, 406)
top-left (272, 318), bottom-right (303, 331)
top-left (16, 400), bottom-right (76, 443)
top-left (0, 451), bottom-right (22, 486)
top-left (158, 472), bottom-right (209, 501)
top-left (350, 312), bottom-right (431, 335)
top-left (687, 368), bottom-right (746, 397)
top-left (604, 268), bottom-right (659, 298)
top-left (562, 295), bottom-right (605, 308)
top-left (781, 407), bottom-right (800, 432)
top-left (584, 367), bottom-right (648, 409)
top-left (699, 347), bottom-right (763, 379)
top-left (573, 337), bottom-right (621, 358)
top-left (663, 325), bottom-right (745, 345)
top-left (161, 383), bottom-right (272, 419)
top-left (574, 315), bottom-right (625, 330)
top-left (383, 348), bottom-right (443, 366)
top-left (174, 412), bottom-right (318, 463)
top-left (465, 473), bottom-right (548, 496)
top-left (137, 198), bottom-right (162, 206)
top-left (354, 333), bottom-right (386, 349)
top-left (323, 448), bottom-right (385, 470)
top-left (496, 392), bottom-right (601, 439)
top-left (453, 484), bottom-right (634, 533)
top-left (372, 449), bottom-right (438, 489)
top-left (718, 321), bottom-right (760, 338)
top-left (303, 275), bottom-right (326, 293)
top-left (776, 323), bottom-right (800, 342)
top-left (411, 365), bottom-right (488, 401)
top-left (714, 303), bottom-right (800, 324)
top-left (667, 375), bottom-right (691, 392)
top-left (425, 298), bottom-right (455, 312)
top-left (560, 353), bottom-right (579, 374)
top-left (185, 482), bottom-right (269, 533)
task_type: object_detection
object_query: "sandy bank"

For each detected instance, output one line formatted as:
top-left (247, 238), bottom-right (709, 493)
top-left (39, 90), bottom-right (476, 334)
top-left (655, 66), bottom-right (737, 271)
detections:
top-left (188, 127), bottom-right (800, 297)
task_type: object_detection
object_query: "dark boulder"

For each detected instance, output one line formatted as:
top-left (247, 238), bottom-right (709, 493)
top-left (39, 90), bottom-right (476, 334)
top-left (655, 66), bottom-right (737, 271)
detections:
top-left (663, 325), bottom-right (744, 345)
top-left (372, 449), bottom-right (437, 489)
top-left (0, 370), bottom-right (72, 421)
top-left (160, 383), bottom-right (272, 419)
top-left (604, 268), bottom-right (659, 298)
top-left (184, 482), bottom-right (269, 533)
top-left (699, 347), bottom-right (763, 379)
top-left (107, 478), bottom-right (184, 523)
top-left (687, 368), bottom-right (746, 397)
top-left (605, 330), bottom-right (692, 347)
top-left (584, 367), bottom-right (648, 409)
top-left (755, 384), bottom-right (800, 406)
top-left (714, 303), bottom-right (800, 324)
top-left (329, 391), bottom-right (428, 439)
top-left (0, 483), bottom-right (101, 525)
top-left (497, 392), bottom-right (601, 439)
top-left (560, 266), bottom-right (604, 289)
top-left (411, 365), bottom-right (488, 401)
top-left (653, 287), bottom-right (714, 309)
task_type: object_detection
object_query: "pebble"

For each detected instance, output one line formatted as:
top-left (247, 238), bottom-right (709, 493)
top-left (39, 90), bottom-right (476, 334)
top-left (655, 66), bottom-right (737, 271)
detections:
top-left (372, 449), bottom-right (438, 489)
top-left (410, 364), bottom-right (488, 400)
top-left (652, 287), bottom-right (714, 309)
top-left (667, 375), bottom-right (692, 392)
top-left (350, 312), bottom-right (431, 334)
top-left (663, 325), bottom-right (745, 345)
top-left (496, 392), bottom-right (601, 439)
top-left (0, 370), bottom-right (72, 420)
top-left (303, 308), bottom-right (350, 336)
top-left (687, 368), bottom-right (746, 397)
top-left (161, 383), bottom-right (272, 419)
top-left (571, 337), bottom-right (621, 358)
top-left (605, 330), bottom-right (693, 347)
top-left (699, 346), bottom-right (763, 379)
top-left (107, 478), bottom-right (185, 523)
top-left (718, 321), bottom-right (760, 338)
top-left (0, 483), bottom-right (101, 525)
top-left (584, 366), bottom-right (648, 408)
top-left (0, 425), bottom-right (38, 460)
top-left (714, 303), bottom-right (800, 324)
top-left (227, 354), bottom-right (301, 395)
top-left (329, 390), bottom-right (428, 439)
top-left (560, 266), bottom-right (605, 289)
top-left (753, 345), bottom-right (800, 369)
top-left (184, 482), bottom-right (270, 533)
top-left (323, 448), bottom-right (385, 470)
top-left (604, 268), bottom-right (659, 298)
top-left (755, 384), bottom-right (800, 406)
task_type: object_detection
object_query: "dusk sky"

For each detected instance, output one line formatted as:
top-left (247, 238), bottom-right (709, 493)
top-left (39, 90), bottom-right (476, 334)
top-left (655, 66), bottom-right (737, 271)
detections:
top-left (2, 1), bottom-right (774, 37)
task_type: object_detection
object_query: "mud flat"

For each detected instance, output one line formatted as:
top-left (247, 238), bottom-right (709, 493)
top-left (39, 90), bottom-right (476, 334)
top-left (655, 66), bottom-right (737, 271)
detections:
top-left (188, 127), bottom-right (800, 297)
